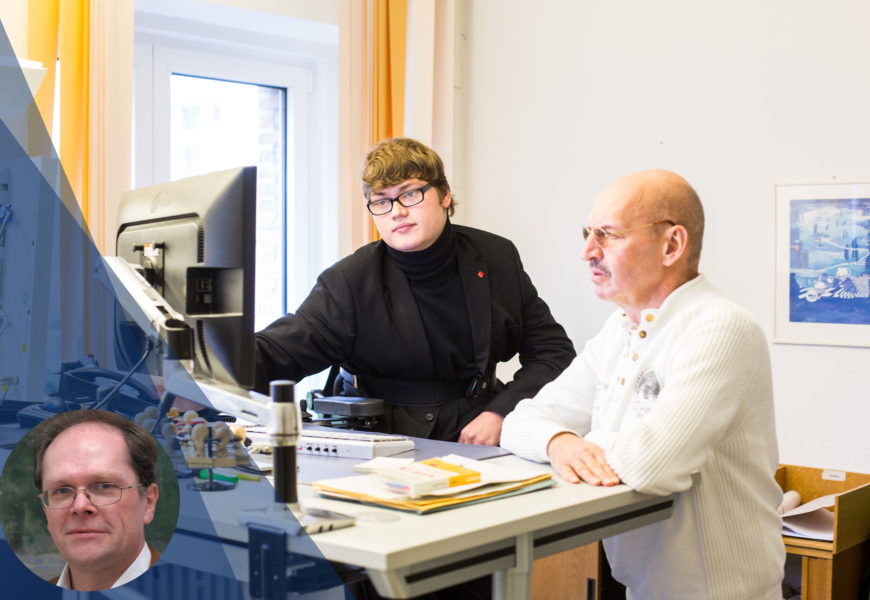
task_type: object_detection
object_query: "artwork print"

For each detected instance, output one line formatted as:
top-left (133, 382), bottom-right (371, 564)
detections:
top-left (775, 181), bottom-right (870, 347)
top-left (788, 197), bottom-right (870, 324)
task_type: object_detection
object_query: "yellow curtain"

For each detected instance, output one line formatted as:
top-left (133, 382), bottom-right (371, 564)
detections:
top-left (370, 0), bottom-right (406, 242)
top-left (373, 0), bottom-right (406, 143)
top-left (26, 0), bottom-right (59, 158)
top-left (28, 0), bottom-right (91, 225)
top-left (58, 0), bottom-right (91, 227)
top-left (26, 0), bottom-right (104, 359)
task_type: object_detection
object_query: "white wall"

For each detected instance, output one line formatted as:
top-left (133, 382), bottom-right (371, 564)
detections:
top-left (0, 0), bottom-right (26, 57)
top-left (456, 1), bottom-right (870, 473)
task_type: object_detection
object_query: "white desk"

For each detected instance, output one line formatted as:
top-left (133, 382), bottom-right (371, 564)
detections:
top-left (0, 421), bottom-right (673, 599)
top-left (174, 453), bottom-right (674, 599)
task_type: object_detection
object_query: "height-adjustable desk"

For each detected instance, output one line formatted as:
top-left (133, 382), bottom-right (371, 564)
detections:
top-left (175, 442), bottom-right (675, 599)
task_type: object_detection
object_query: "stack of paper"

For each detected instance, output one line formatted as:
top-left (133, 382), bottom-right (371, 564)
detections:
top-left (781, 494), bottom-right (837, 541)
top-left (312, 454), bottom-right (554, 514)
top-left (372, 457), bottom-right (482, 496)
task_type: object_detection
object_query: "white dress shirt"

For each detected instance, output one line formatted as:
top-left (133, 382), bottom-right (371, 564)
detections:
top-left (56, 542), bottom-right (152, 589)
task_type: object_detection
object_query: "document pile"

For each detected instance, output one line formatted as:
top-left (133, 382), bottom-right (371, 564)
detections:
top-left (780, 493), bottom-right (837, 541)
top-left (312, 454), bottom-right (554, 514)
top-left (372, 456), bottom-right (482, 496)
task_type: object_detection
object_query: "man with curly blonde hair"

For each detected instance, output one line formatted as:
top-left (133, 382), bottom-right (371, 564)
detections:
top-left (256, 137), bottom-right (575, 446)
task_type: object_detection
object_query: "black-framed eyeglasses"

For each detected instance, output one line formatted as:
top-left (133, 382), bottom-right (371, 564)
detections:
top-left (38, 483), bottom-right (145, 509)
top-left (582, 220), bottom-right (676, 248)
top-left (366, 183), bottom-right (433, 216)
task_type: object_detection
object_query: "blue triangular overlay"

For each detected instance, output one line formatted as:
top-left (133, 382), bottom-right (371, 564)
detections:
top-left (0, 18), bottom-right (354, 599)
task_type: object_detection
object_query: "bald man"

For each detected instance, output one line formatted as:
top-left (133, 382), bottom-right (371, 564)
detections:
top-left (501, 170), bottom-right (784, 599)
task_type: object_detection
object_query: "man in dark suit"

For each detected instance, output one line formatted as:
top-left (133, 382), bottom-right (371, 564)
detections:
top-left (255, 137), bottom-right (575, 444)
top-left (32, 410), bottom-right (160, 590)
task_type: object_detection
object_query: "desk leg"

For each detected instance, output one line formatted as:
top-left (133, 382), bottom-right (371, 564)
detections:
top-left (493, 532), bottom-right (534, 600)
top-left (801, 555), bottom-right (832, 600)
top-left (799, 541), bottom-right (870, 600)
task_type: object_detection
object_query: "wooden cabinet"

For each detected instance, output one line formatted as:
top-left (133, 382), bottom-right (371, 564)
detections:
top-left (777, 465), bottom-right (870, 600)
top-left (785, 538), bottom-right (870, 600)
top-left (532, 542), bottom-right (601, 600)
top-left (532, 464), bottom-right (870, 600)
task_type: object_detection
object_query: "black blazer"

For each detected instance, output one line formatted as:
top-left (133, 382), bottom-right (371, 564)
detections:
top-left (255, 225), bottom-right (575, 438)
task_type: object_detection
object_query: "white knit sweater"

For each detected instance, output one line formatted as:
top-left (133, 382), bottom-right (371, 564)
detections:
top-left (501, 275), bottom-right (784, 600)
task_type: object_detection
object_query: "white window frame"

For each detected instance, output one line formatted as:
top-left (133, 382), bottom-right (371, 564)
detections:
top-left (133, 10), bottom-right (338, 316)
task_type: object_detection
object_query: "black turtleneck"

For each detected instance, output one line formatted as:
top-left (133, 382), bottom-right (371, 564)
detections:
top-left (386, 221), bottom-right (476, 381)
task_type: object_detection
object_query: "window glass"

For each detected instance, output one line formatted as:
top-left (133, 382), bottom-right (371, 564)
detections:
top-left (169, 75), bottom-right (285, 330)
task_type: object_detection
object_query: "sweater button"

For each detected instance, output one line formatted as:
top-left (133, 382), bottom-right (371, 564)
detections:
top-left (639, 331), bottom-right (647, 339)
top-left (425, 413), bottom-right (435, 422)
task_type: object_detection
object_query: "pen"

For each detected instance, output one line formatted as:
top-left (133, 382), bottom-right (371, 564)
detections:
top-left (197, 468), bottom-right (261, 483)
top-left (214, 467), bottom-right (262, 482)
top-left (198, 469), bottom-right (238, 484)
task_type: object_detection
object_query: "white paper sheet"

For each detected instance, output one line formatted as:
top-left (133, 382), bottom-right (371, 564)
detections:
top-left (781, 494), bottom-right (837, 541)
top-left (320, 454), bottom-right (551, 501)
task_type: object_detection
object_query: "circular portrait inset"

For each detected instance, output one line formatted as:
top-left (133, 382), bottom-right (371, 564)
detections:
top-left (0, 409), bottom-right (180, 591)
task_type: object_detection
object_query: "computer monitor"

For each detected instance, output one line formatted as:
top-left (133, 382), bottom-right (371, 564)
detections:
top-left (115, 166), bottom-right (257, 390)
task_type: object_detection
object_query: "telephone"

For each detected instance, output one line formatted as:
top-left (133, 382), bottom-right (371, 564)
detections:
top-left (17, 366), bottom-right (160, 428)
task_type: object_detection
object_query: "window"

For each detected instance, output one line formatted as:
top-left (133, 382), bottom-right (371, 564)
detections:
top-left (133, 6), bottom-right (338, 330)
top-left (168, 75), bottom-right (286, 329)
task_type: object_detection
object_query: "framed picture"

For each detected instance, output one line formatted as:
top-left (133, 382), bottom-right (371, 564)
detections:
top-left (774, 181), bottom-right (870, 346)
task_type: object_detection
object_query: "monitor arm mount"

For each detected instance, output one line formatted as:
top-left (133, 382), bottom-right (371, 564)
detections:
top-left (129, 242), bottom-right (166, 296)
top-left (100, 256), bottom-right (194, 429)
top-left (100, 256), bottom-right (272, 430)
top-left (101, 255), bottom-right (193, 368)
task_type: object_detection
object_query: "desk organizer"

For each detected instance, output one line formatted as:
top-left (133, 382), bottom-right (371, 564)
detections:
top-left (775, 464), bottom-right (870, 600)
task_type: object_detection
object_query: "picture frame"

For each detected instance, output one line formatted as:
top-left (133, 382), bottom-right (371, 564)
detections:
top-left (774, 181), bottom-right (870, 347)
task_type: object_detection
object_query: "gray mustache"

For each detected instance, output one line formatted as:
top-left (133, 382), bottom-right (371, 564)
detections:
top-left (589, 259), bottom-right (610, 275)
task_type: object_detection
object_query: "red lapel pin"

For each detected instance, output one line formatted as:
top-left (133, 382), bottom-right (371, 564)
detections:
top-left (477, 270), bottom-right (485, 278)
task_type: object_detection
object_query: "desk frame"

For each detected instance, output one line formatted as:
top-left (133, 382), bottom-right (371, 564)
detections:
top-left (362, 496), bottom-right (673, 599)
top-left (172, 461), bottom-right (673, 600)
top-left (784, 536), bottom-right (870, 600)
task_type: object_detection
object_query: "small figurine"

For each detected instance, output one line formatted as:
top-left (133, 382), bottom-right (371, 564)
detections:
top-left (229, 423), bottom-right (246, 444)
top-left (161, 422), bottom-right (175, 456)
top-left (191, 422), bottom-right (208, 458)
top-left (230, 424), bottom-right (247, 460)
top-left (133, 405), bottom-right (158, 426)
top-left (213, 422), bottom-right (234, 458)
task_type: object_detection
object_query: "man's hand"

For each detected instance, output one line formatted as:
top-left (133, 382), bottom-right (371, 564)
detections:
top-left (458, 411), bottom-right (504, 446)
top-left (547, 432), bottom-right (620, 486)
